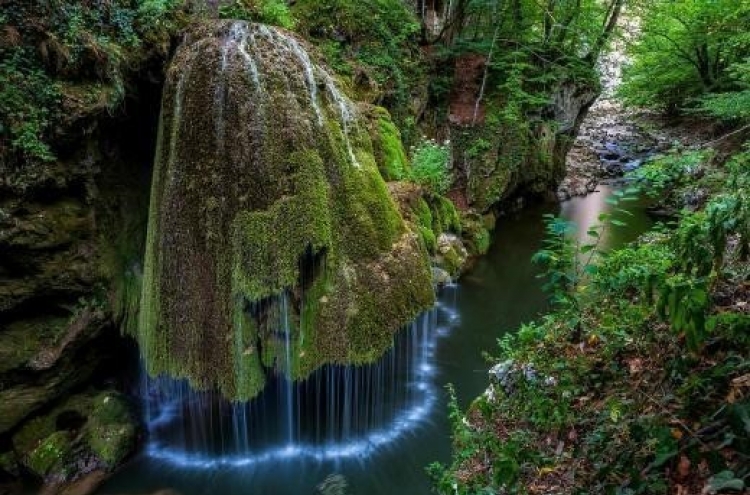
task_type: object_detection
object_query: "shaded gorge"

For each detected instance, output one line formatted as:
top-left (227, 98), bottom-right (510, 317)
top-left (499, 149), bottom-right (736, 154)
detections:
top-left (98, 184), bottom-right (652, 495)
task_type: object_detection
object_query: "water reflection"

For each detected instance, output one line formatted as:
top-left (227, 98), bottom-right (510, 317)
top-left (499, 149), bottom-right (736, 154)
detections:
top-left (560, 184), bottom-right (651, 251)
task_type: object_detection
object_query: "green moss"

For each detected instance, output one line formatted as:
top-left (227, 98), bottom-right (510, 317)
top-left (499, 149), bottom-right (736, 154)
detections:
top-left (428, 195), bottom-right (461, 235)
top-left (0, 316), bottom-right (68, 374)
top-left (461, 213), bottom-right (493, 256)
top-left (26, 431), bottom-right (71, 478)
top-left (414, 198), bottom-right (436, 253)
top-left (0, 450), bottom-right (17, 477)
top-left (441, 247), bottom-right (464, 276)
top-left (370, 107), bottom-right (410, 181)
top-left (474, 229), bottom-right (491, 255)
top-left (13, 391), bottom-right (138, 476)
top-left (231, 300), bottom-right (266, 400)
top-left (452, 100), bottom-right (569, 212)
top-left (86, 393), bottom-right (137, 467)
top-left (232, 151), bottom-right (332, 301)
top-left (136, 22), bottom-right (433, 400)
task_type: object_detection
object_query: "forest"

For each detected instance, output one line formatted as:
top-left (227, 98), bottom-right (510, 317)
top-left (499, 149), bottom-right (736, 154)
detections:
top-left (0, 1), bottom-right (748, 494)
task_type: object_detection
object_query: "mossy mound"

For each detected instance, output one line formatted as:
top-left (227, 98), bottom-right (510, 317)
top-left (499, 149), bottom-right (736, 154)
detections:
top-left (366, 106), bottom-right (410, 181)
top-left (137, 20), bottom-right (433, 401)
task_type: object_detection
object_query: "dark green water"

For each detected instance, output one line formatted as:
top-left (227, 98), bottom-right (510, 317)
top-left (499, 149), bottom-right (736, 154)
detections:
top-left (98, 184), bottom-right (651, 495)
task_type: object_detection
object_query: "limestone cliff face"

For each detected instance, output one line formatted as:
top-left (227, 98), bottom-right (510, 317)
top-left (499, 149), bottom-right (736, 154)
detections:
top-left (0, 73), bottom-right (161, 487)
top-left (137, 21), bottom-right (434, 400)
top-left (0, 94), bottom-right (156, 435)
top-left (446, 55), bottom-right (599, 212)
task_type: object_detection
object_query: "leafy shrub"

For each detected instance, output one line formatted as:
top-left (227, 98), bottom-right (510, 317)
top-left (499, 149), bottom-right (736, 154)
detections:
top-left (292, 0), bottom-right (422, 123)
top-left (219, 0), bottom-right (295, 29)
top-left (697, 60), bottom-right (750, 122)
top-left (0, 47), bottom-right (60, 162)
top-left (409, 139), bottom-right (451, 195)
top-left (0, 0), bottom-right (184, 163)
top-left (595, 241), bottom-right (675, 300)
top-left (632, 150), bottom-right (709, 198)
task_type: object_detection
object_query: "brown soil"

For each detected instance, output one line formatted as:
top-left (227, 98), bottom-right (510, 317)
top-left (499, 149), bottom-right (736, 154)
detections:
top-left (449, 54), bottom-right (486, 126)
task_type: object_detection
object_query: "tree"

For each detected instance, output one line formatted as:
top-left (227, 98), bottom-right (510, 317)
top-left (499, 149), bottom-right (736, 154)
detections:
top-left (621, 0), bottom-right (750, 112)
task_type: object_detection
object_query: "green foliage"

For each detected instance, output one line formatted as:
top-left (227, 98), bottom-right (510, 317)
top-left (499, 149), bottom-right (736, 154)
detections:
top-left (698, 60), bottom-right (750, 121)
top-left (0, 0), bottom-right (184, 163)
top-left (0, 47), bottom-right (60, 162)
top-left (409, 139), bottom-right (452, 195)
top-left (595, 240), bottom-right (674, 301)
top-left (436, 146), bottom-right (750, 494)
top-left (656, 275), bottom-right (710, 352)
top-left (633, 150), bottom-right (709, 198)
top-left (292, 0), bottom-right (422, 122)
top-left (444, 0), bottom-right (623, 61)
top-left (218, 0), bottom-right (295, 29)
top-left (533, 188), bottom-right (638, 312)
top-left (532, 215), bottom-right (579, 308)
top-left (621, 1), bottom-right (750, 113)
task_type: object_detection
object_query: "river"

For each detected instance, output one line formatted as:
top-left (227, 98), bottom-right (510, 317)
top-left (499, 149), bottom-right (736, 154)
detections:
top-left (97, 184), bottom-right (652, 495)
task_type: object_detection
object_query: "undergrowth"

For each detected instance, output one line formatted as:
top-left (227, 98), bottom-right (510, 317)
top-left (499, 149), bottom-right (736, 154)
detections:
top-left (0, 0), bottom-right (183, 165)
top-left (430, 146), bottom-right (750, 494)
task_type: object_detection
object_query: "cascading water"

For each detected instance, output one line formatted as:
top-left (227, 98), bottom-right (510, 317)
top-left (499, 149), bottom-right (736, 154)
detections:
top-left (131, 17), bottom-right (437, 478)
top-left (136, 18), bottom-right (434, 404)
top-left (139, 286), bottom-right (460, 467)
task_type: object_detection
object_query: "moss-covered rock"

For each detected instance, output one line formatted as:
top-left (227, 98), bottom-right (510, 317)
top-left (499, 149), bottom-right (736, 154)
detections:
top-left (461, 212), bottom-right (492, 257)
top-left (435, 233), bottom-right (469, 277)
top-left (85, 393), bottom-right (138, 468)
top-left (0, 309), bottom-right (108, 435)
top-left (137, 20), bottom-right (434, 400)
top-left (26, 431), bottom-right (73, 479)
top-left (448, 70), bottom-right (598, 212)
top-left (366, 106), bottom-right (410, 181)
top-left (11, 391), bottom-right (139, 484)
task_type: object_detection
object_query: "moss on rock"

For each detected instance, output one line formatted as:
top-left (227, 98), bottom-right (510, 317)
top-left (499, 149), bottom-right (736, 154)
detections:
top-left (137, 21), bottom-right (433, 400)
top-left (85, 393), bottom-right (137, 468)
top-left (11, 390), bottom-right (138, 483)
top-left (26, 431), bottom-right (72, 479)
top-left (367, 106), bottom-right (410, 181)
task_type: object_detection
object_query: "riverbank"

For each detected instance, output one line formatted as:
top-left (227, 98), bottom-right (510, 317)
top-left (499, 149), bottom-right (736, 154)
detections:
top-left (430, 134), bottom-right (750, 494)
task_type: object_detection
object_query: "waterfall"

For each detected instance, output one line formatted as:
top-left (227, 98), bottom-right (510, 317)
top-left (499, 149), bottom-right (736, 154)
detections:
top-left (139, 286), bottom-right (460, 467)
top-left (250, 23), bottom-right (360, 167)
top-left (136, 18), bottom-right (434, 404)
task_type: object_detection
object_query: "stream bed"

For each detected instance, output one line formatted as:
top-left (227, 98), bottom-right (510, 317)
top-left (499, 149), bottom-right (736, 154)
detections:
top-left (98, 184), bottom-right (652, 495)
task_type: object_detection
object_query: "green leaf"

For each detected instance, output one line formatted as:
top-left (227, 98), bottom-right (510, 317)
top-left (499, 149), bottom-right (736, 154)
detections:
top-left (651, 450), bottom-right (677, 468)
top-left (705, 471), bottom-right (745, 494)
